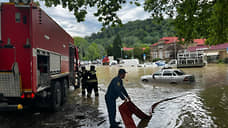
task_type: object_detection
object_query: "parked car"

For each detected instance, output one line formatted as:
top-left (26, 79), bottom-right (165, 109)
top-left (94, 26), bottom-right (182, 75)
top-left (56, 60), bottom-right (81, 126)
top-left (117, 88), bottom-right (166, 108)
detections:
top-left (141, 68), bottom-right (195, 84)
top-left (164, 59), bottom-right (177, 68)
top-left (109, 60), bottom-right (118, 66)
top-left (155, 60), bottom-right (166, 66)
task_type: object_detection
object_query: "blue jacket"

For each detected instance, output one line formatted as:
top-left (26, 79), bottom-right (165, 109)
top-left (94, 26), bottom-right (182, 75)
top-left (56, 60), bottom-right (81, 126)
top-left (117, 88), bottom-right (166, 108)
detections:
top-left (105, 76), bottom-right (129, 100)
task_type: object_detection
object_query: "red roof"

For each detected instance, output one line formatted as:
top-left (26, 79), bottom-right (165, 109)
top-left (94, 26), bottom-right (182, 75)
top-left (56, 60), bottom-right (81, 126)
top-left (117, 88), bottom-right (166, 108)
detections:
top-left (152, 43), bottom-right (158, 46)
top-left (193, 39), bottom-right (205, 45)
top-left (159, 37), bottom-right (179, 44)
top-left (122, 47), bottom-right (146, 51)
top-left (151, 37), bottom-right (206, 47)
top-left (123, 47), bottom-right (134, 51)
top-left (210, 42), bottom-right (228, 50)
top-left (188, 42), bottom-right (228, 51)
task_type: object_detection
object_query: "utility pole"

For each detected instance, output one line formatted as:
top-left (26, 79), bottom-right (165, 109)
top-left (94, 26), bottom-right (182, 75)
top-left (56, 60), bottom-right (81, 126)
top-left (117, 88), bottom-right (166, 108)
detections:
top-left (174, 41), bottom-right (177, 59)
top-left (121, 48), bottom-right (123, 58)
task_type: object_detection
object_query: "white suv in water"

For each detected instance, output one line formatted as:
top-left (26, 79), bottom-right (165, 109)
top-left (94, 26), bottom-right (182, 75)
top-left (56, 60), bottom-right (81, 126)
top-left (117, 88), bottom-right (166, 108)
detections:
top-left (141, 68), bottom-right (195, 84)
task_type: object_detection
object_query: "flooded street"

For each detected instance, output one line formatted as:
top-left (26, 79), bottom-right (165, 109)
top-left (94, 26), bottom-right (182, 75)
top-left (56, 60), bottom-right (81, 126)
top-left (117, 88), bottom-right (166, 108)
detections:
top-left (96, 64), bottom-right (228, 128)
top-left (0, 64), bottom-right (228, 128)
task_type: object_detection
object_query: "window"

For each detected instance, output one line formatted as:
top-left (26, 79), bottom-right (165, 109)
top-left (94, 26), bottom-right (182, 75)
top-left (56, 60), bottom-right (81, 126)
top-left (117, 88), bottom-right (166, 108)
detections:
top-left (153, 52), bottom-right (157, 58)
top-left (15, 12), bottom-right (21, 23)
top-left (165, 51), bottom-right (170, 58)
top-left (174, 70), bottom-right (185, 75)
top-left (163, 71), bottom-right (172, 76)
top-left (153, 72), bottom-right (161, 76)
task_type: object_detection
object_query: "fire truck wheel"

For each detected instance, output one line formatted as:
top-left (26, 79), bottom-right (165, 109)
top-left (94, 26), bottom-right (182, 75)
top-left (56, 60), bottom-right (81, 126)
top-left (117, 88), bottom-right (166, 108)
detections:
top-left (62, 79), bottom-right (69, 104)
top-left (51, 81), bottom-right (62, 111)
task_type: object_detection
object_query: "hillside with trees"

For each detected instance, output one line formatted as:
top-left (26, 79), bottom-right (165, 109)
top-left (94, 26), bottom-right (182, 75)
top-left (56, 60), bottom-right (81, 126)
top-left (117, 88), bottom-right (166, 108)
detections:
top-left (85, 18), bottom-right (176, 48)
top-left (75, 19), bottom-right (176, 61)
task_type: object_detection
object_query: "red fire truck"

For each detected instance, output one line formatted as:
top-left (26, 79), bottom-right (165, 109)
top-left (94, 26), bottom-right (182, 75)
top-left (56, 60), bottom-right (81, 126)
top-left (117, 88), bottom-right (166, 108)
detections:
top-left (0, 1), bottom-right (80, 111)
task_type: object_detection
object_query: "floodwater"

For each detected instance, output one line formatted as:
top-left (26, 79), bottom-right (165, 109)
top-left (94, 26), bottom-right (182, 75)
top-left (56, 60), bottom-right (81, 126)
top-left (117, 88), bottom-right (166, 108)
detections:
top-left (0, 64), bottom-right (227, 128)
top-left (96, 64), bottom-right (228, 128)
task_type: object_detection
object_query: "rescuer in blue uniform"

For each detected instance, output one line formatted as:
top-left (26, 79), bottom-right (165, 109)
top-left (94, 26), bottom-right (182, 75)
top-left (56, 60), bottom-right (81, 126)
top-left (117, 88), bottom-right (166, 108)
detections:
top-left (105, 69), bottom-right (130, 128)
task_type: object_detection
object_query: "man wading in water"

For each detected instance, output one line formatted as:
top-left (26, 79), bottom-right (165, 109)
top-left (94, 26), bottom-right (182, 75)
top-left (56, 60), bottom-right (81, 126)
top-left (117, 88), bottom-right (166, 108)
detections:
top-left (105, 69), bottom-right (130, 128)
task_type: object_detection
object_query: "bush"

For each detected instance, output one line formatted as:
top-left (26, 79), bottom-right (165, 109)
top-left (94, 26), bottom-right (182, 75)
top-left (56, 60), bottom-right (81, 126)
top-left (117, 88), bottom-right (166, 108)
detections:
top-left (224, 58), bottom-right (228, 64)
top-left (217, 59), bottom-right (224, 64)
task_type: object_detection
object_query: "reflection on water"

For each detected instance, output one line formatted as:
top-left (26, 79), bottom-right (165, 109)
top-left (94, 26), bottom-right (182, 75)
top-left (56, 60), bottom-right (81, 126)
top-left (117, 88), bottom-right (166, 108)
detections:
top-left (200, 86), bottom-right (228, 128)
top-left (96, 64), bottom-right (228, 128)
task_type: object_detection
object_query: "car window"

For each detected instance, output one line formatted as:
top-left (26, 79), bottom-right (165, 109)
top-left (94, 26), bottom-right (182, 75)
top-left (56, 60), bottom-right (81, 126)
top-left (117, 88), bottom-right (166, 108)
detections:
top-left (163, 71), bottom-right (172, 76)
top-left (153, 72), bottom-right (161, 76)
top-left (174, 70), bottom-right (185, 75)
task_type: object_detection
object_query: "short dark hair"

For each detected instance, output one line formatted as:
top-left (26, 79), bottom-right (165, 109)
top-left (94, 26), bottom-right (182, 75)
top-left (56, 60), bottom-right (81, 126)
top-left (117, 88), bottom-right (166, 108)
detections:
top-left (118, 69), bottom-right (127, 75)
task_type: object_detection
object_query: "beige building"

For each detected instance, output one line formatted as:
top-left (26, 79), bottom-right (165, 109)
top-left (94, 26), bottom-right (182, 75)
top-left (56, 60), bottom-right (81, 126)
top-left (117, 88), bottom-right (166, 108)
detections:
top-left (150, 37), bottom-right (207, 61)
top-left (150, 37), bottom-right (184, 61)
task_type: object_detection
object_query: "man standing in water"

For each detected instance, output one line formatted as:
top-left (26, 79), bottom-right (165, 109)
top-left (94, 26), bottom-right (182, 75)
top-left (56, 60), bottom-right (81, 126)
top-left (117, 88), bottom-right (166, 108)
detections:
top-left (105, 69), bottom-right (130, 128)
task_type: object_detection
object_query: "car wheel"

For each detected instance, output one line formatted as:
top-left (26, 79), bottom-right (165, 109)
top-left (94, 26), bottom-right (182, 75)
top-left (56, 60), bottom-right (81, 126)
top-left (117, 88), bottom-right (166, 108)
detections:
top-left (170, 82), bottom-right (177, 84)
top-left (142, 79), bottom-right (148, 83)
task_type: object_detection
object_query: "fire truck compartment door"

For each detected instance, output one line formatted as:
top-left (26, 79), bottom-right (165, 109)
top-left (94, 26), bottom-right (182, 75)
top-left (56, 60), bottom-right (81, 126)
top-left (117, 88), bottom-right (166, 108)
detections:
top-left (50, 53), bottom-right (61, 73)
top-left (0, 63), bottom-right (21, 97)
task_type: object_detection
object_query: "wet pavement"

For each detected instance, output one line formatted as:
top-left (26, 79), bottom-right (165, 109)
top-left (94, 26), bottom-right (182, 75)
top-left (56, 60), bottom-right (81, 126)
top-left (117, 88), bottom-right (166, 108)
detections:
top-left (0, 64), bottom-right (228, 128)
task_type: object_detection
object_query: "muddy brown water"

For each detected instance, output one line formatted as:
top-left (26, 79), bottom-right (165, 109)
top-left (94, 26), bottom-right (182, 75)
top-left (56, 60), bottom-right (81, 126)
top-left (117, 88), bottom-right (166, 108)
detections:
top-left (0, 64), bottom-right (227, 128)
top-left (96, 64), bottom-right (228, 128)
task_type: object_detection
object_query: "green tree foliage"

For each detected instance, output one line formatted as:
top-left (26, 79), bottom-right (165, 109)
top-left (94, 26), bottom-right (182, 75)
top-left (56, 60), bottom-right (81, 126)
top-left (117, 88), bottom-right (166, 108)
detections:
top-left (112, 34), bottom-right (122, 59)
top-left (74, 37), bottom-right (89, 60)
top-left (123, 50), bottom-right (133, 59)
top-left (42, 0), bottom-right (228, 45)
top-left (206, 1), bottom-right (228, 45)
top-left (144, 0), bottom-right (228, 45)
top-left (41, 0), bottom-right (140, 28)
top-left (85, 19), bottom-right (174, 61)
top-left (88, 43), bottom-right (100, 60)
top-left (74, 37), bottom-right (105, 60)
top-left (133, 47), bottom-right (144, 60)
top-left (86, 19), bottom-right (176, 46)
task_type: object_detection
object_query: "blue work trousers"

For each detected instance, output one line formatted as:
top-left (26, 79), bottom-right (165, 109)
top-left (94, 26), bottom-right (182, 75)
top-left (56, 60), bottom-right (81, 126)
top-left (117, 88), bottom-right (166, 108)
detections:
top-left (105, 95), bottom-right (117, 126)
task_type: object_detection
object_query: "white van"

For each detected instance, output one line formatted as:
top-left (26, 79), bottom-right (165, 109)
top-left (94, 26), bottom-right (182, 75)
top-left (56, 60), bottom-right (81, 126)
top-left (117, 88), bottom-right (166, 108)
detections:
top-left (120, 59), bottom-right (139, 67)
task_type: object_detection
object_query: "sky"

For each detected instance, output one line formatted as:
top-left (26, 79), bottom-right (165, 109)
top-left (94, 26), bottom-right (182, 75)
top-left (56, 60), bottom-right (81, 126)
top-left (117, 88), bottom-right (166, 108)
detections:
top-left (1, 0), bottom-right (151, 37)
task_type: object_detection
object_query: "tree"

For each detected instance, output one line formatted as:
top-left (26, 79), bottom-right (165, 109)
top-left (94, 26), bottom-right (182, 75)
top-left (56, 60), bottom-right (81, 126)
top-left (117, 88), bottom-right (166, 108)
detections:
top-left (41, 0), bottom-right (140, 28)
top-left (144, 0), bottom-right (228, 45)
top-left (112, 34), bottom-right (122, 59)
top-left (44, 0), bottom-right (228, 45)
top-left (133, 47), bottom-right (143, 61)
top-left (88, 43), bottom-right (100, 60)
top-left (74, 37), bottom-right (89, 60)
